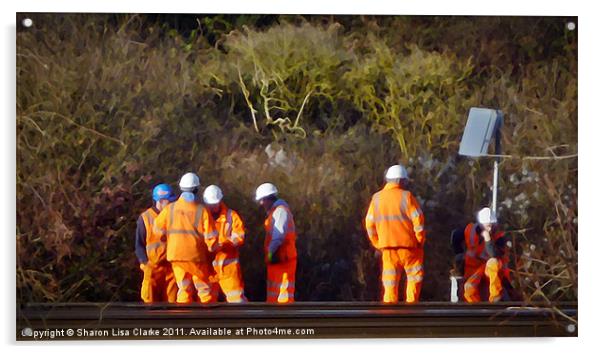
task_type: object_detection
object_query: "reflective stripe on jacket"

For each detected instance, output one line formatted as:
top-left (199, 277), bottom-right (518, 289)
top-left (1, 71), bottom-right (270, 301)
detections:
top-left (153, 196), bottom-right (218, 263)
top-left (365, 183), bottom-right (425, 249)
top-left (141, 207), bottom-right (167, 264)
top-left (464, 223), bottom-right (508, 268)
top-left (215, 203), bottom-right (245, 247)
top-left (212, 203), bottom-right (245, 272)
top-left (264, 199), bottom-right (297, 262)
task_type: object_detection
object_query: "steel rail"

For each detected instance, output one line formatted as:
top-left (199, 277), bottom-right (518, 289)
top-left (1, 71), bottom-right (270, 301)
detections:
top-left (17, 301), bottom-right (577, 340)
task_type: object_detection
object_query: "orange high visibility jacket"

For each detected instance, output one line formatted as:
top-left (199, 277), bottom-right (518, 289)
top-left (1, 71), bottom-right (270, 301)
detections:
top-left (365, 182), bottom-right (426, 249)
top-left (153, 196), bottom-right (218, 263)
top-left (141, 207), bottom-right (167, 264)
top-left (464, 223), bottom-right (509, 269)
top-left (264, 199), bottom-right (297, 263)
top-left (215, 203), bottom-right (245, 252)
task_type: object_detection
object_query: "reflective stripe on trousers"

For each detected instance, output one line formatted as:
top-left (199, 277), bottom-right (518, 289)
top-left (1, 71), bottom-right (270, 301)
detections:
top-left (266, 260), bottom-right (296, 304)
top-left (212, 258), bottom-right (239, 268)
top-left (381, 248), bottom-right (424, 304)
top-left (172, 262), bottom-right (217, 304)
top-left (463, 258), bottom-right (503, 303)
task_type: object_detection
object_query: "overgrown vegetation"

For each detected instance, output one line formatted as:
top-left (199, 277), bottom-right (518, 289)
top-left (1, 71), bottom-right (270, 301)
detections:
top-left (17, 14), bottom-right (577, 304)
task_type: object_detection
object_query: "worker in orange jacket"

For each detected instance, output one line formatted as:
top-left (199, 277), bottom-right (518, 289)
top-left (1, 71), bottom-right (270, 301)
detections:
top-left (463, 207), bottom-right (511, 303)
top-left (135, 183), bottom-right (178, 303)
top-left (255, 183), bottom-right (297, 304)
top-left (203, 185), bottom-right (248, 303)
top-left (153, 172), bottom-right (219, 304)
top-left (365, 164), bottom-right (426, 303)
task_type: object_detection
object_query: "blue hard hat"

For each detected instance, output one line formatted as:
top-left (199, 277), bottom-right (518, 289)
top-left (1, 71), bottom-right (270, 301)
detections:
top-left (152, 183), bottom-right (177, 202)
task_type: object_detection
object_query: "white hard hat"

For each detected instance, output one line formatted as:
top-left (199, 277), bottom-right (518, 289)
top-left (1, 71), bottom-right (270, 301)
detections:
top-left (255, 182), bottom-right (278, 201)
top-left (179, 172), bottom-right (200, 190)
top-left (203, 185), bottom-right (223, 205)
top-left (385, 164), bottom-right (409, 179)
top-left (477, 207), bottom-right (497, 224)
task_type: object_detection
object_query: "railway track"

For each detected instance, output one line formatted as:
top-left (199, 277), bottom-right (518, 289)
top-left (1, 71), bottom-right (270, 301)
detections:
top-left (17, 301), bottom-right (577, 340)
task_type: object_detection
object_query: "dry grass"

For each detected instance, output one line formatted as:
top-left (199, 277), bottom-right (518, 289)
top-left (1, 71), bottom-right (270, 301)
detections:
top-left (17, 14), bottom-right (577, 305)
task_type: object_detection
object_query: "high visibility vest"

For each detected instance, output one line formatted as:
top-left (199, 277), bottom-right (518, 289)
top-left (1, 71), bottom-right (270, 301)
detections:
top-left (157, 198), bottom-right (218, 263)
top-left (215, 205), bottom-right (245, 247)
top-left (366, 183), bottom-right (425, 249)
top-left (212, 204), bottom-right (245, 270)
top-left (141, 207), bottom-right (167, 264)
top-left (464, 223), bottom-right (509, 268)
top-left (264, 199), bottom-right (297, 263)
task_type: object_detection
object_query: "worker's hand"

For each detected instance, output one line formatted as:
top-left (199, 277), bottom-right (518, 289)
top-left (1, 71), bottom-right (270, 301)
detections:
top-left (267, 252), bottom-right (280, 264)
top-left (139, 263), bottom-right (146, 271)
top-left (481, 229), bottom-right (491, 242)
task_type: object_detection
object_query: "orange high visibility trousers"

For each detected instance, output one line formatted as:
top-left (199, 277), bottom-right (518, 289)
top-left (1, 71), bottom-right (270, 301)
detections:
top-left (464, 258), bottom-right (503, 303)
top-left (266, 259), bottom-right (296, 304)
top-left (171, 261), bottom-right (218, 304)
top-left (381, 248), bottom-right (424, 303)
top-left (140, 263), bottom-right (177, 303)
top-left (213, 256), bottom-right (247, 303)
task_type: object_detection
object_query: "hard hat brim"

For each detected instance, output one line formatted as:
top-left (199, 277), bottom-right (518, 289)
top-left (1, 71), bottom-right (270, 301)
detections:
top-left (255, 193), bottom-right (275, 202)
top-left (203, 198), bottom-right (222, 205)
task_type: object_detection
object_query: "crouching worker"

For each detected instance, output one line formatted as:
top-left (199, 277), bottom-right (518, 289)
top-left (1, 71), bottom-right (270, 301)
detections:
top-left (255, 183), bottom-right (297, 304)
top-left (135, 183), bottom-right (178, 303)
top-left (154, 172), bottom-right (219, 303)
top-left (203, 185), bottom-right (248, 303)
top-left (462, 207), bottom-right (512, 303)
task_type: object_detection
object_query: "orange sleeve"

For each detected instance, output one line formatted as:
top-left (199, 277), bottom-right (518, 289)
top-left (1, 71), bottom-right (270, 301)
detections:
top-left (408, 193), bottom-right (426, 246)
top-left (230, 210), bottom-right (245, 247)
top-left (200, 207), bottom-right (219, 252)
top-left (365, 197), bottom-right (379, 248)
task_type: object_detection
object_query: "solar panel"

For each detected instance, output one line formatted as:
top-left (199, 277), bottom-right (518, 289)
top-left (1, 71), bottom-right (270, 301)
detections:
top-left (459, 107), bottom-right (502, 157)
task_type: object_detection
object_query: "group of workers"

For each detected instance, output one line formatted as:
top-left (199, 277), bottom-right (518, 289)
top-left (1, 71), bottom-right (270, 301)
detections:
top-left (135, 172), bottom-right (297, 304)
top-left (135, 164), bottom-right (513, 304)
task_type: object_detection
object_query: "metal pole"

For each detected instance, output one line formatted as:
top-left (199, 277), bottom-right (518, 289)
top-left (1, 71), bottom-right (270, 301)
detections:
top-left (492, 159), bottom-right (499, 213)
top-left (492, 111), bottom-right (503, 213)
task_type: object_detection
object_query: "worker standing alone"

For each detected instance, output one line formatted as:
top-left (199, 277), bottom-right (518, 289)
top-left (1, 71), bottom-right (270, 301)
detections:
top-left (135, 183), bottom-right (178, 303)
top-left (153, 172), bottom-right (219, 303)
top-left (255, 183), bottom-right (297, 304)
top-left (203, 185), bottom-right (248, 303)
top-left (463, 207), bottom-right (511, 303)
top-left (365, 164), bottom-right (426, 303)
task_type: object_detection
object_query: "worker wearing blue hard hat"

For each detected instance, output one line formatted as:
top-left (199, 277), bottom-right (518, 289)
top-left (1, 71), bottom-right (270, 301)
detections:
top-left (135, 183), bottom-right (178, 303)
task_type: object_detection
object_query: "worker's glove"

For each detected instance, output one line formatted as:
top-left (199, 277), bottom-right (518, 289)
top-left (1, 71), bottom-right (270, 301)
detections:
top-left (267, 251), bottom-right (280, 264)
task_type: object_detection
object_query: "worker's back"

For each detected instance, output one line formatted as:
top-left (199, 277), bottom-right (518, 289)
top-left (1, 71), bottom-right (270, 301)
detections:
top-left (155, 197), bottom-right (215, 263)
top-left (370, 183), bottom-right (422, 249)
